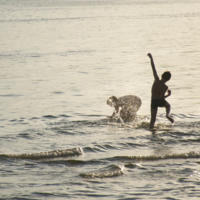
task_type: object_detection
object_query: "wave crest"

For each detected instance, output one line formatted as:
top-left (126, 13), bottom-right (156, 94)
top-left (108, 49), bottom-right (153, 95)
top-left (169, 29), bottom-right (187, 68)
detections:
top-left (115, 151), bottom-right (200, 161)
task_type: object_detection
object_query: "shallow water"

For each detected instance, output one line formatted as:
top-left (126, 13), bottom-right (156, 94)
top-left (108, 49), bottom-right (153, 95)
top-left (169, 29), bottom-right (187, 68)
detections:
top-left (1, 0), bottom-right (200, 199)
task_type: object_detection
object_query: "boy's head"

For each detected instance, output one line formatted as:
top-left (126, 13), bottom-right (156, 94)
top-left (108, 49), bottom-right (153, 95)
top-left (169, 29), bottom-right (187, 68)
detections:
top-left (107, 96), bottom-right (118, 107)
top-left (162, 71), bottom-right (171, 81)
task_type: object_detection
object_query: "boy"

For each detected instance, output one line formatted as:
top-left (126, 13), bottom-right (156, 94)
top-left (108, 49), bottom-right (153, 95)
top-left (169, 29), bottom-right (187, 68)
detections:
top-left (106, 95), bottom-right (142, 123)
top-left (147, 53), bottom-right (174, 129)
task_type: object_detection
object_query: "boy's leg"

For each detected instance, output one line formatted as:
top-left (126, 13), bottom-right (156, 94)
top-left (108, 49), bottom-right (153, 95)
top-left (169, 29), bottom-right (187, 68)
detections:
top-left (150, 108), bottom-right (157, 129)
top-left (165, 101), bottom-right (174, 123)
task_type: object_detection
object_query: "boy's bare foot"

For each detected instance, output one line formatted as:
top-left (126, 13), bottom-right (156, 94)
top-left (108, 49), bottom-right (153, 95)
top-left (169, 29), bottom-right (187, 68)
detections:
top-left (166, 116), bottom-right (174, 123)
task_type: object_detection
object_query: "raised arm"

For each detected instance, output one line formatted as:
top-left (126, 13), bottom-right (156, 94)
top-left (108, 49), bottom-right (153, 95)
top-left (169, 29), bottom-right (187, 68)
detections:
top-left (147, 53), bottom-right (159, 81)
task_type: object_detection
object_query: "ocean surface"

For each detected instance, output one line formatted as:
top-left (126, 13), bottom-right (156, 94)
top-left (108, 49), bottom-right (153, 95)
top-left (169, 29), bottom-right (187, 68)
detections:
top-left (1, 0), bottom-right (200, 199)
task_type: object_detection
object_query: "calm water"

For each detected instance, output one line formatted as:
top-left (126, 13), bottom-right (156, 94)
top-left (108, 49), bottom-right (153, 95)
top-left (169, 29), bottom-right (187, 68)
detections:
top-left (1, 0), bottom-right (200, 199)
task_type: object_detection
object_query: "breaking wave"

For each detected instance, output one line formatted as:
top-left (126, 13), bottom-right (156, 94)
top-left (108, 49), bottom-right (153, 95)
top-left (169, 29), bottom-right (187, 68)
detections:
top-left (0, 147), bottom-right (83, 160)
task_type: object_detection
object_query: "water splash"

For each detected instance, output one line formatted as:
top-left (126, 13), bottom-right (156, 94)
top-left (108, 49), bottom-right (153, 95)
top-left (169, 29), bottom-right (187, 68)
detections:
top-left (80, 165), bottom-right (125, 178)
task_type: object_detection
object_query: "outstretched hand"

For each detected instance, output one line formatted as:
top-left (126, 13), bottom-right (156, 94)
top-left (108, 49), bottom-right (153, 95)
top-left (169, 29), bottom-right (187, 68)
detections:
top-left (147, 53), bottom-right (152, 58)
top-left (106, 116), bottom-right (113, 119)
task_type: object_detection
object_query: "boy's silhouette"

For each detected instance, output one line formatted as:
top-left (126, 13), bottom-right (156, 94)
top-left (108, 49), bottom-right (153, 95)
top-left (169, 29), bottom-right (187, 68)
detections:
top-left (147, 53), bottom-right (174, 129)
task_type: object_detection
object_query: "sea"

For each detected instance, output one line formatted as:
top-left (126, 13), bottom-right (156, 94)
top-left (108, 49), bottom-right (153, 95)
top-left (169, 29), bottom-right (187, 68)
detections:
top-left (1, 0), bottom-right (200, 199)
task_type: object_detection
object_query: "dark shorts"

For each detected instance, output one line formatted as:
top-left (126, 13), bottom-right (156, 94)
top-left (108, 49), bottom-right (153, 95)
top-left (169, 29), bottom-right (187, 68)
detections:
top-left (151, 99), bottom-right (166, 109)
